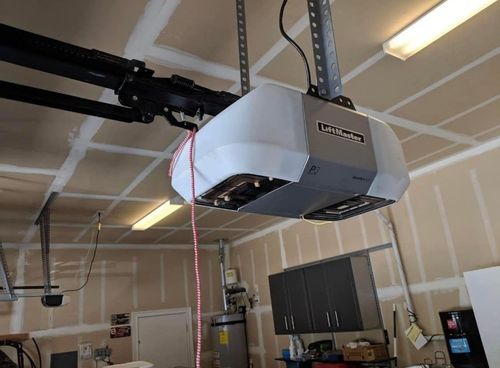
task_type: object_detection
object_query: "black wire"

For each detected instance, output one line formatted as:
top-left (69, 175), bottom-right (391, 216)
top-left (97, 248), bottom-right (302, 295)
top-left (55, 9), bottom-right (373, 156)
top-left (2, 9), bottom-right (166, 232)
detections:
top-left (61, 213), bottom-right (101, 293)
top-left (279, 0), bottom-right (312, 91)
top-left (22, 348), bottom-right (37, 368)
top-left (32, 338), bottom-right (42, 368)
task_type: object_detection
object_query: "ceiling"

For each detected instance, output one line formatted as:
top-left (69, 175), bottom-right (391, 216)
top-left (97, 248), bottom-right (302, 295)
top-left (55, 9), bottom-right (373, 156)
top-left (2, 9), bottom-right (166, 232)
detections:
top-left (0, 0), bottom-right (499, 245)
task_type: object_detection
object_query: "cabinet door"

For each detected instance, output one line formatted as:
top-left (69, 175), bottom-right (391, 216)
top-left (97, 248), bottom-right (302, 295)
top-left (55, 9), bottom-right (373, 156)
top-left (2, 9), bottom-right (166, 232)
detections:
top-left (285, 269), bottom-right (313, 334)
top-left (324, 258), bottom-right (362, 332)
top-left (304, 264), bottom-right (333, 332)
top-left (268, 273), bottom-right (291, 335)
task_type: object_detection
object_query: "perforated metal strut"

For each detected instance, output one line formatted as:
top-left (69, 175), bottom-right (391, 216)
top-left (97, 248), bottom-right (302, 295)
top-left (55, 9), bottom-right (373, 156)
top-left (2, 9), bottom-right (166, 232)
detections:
top-left (236, 0), bottom-right (251, 95)
top-left (306, 0), bottom-right (343, 100)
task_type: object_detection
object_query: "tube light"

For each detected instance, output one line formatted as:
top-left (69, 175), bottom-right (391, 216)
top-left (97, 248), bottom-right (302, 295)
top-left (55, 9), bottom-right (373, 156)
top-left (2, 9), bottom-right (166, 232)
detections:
top-left (132, 200), bottom-right (183, 231)
top-left (383, 0), bottom-right (497, 60)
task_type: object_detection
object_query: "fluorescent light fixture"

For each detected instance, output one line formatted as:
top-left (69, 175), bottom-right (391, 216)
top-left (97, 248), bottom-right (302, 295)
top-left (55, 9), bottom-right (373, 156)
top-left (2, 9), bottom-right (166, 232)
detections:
top-left (383, 0), bottom-right (497, 60)
top-left (132, 200), bottom-right (183, 231)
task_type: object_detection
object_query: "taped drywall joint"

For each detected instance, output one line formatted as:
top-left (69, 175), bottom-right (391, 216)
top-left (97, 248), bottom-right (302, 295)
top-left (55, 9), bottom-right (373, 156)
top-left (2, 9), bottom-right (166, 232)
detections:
top-left (278, 230), bottom-right (288, 269)
top-left (100, 260), bottom-right (106, 323)
top-left (160, 254), bottom-right (166, 303)
top-left (313, 225), bottom-right (322, 259)
top-left (470, 169), bottom-right (500, 262)
top-left (250, 249), bottom-right (257, 288)
top-left (263, 242), bottom-right (271, 276)
top-left (78, 257), bottom-right (85, 325)
top-left (207, 258), bottom-right (214, 312)
top-left (433, 185), bottom-right (460, 277)
top-left (182, 258), bottom-right (189, 307)
top-left (334, 222), bottom-right (344, 254)
top-left (359, 216), bottom-right (369, 249)
top-left (295, 233), bottom-right (304, 264)
top-left (132, 256), bottom-right (138, 309)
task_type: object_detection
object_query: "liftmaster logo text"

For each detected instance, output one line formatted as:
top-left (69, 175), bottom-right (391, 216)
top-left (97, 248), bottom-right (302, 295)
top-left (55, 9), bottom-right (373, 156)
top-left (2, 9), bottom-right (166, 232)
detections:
top-left (316, 121), bottom-right (365, 144)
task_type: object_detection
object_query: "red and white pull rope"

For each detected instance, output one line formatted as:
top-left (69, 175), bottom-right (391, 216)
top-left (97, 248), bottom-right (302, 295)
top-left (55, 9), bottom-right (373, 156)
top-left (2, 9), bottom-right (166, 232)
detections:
top-left (168, 128), bottom-right (202, 368)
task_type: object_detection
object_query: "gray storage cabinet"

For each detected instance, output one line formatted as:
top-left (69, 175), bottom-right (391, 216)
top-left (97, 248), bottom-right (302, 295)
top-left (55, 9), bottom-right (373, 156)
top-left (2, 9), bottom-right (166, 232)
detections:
top-left (269, 270), bottom-right (312, 335)
top-left (270, 255), bottom-right (381, 334)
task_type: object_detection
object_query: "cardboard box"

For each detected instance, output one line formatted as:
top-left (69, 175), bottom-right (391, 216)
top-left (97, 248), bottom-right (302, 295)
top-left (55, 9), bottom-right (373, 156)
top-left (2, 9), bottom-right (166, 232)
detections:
top-left (341, 344), bottom-right (388, 362)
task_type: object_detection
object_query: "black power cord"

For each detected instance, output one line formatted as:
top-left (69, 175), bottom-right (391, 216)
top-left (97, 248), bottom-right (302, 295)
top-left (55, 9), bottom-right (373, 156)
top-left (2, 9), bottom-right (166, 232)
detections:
top-left (32, 338), bottom-right (42, 368)
top-left (61, 213), bottom-right (102, 293)
top-left (279, 0), bottom-right (313, 91)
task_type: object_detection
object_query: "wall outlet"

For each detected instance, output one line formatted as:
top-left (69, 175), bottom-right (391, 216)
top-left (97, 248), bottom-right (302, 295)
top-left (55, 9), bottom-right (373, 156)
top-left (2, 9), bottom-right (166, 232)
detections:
top-left (78, 342), bottom-right (92, 360)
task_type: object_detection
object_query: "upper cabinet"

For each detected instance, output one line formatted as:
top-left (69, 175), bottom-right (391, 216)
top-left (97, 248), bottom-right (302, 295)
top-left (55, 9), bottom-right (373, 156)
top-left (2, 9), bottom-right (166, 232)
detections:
top-left (270, 254), bottom-right (381, 335)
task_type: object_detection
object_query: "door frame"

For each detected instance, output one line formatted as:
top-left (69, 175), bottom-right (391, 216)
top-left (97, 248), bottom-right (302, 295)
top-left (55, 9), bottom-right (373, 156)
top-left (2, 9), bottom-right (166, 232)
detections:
top-left (131, 307), bottom-right (194, 366)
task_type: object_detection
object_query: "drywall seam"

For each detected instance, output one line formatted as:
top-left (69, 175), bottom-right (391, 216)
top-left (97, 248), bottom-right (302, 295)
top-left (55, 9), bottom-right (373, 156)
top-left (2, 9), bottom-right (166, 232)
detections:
top-left (78, 257), bottom-right (85, 325)
top-left (10, 249), bottom-right (25, 332)
top-left (59, 192), bottom-right (160, 203)
top-left (2, 242), bottom-right (219, 251)
top-left (114, 230), bottom-right (133, 244)
top-left (154, 208), bottom-right (214, 244)
top-left (197, 212), bottom-right (252, 241)
top-left (0, 164), bottom-right (59, 176)
top-left (343, 50), bottom-right (385, 83)
top-left (263, 241), bottom-right (271, 276)
top-left (377, 219), bottom-right (397, 285)
top-left (404, 193), bottom-right (438, 331)
top-left (433, 185), bottom-right (460, 277)
top-left (359, 216), bottom-right (369, 249)
top-left (376, 276), bottom-right (466, 301)
top-left (406, 143), bottom-right (460, 165)
top-left (250, 249), bottom-right (257, 289)
top-left (132, 256), bottom-right (138, 309)
top-left (208, 258), bottom-right (214, 312)
top-left (100, 260), bottom-right (106, 323)
top-left (278, 230), bottom-right (288, 269)
top-left (182, 258), bottom-right (189, 307)
top-left (160, 254), bottom-right (166, 303)
top-left (295, 234), bottom-right (304, 264)
top-left (313, 225), bottom-right (322, 259)
top-left (255, 311), bottom-right (266, 368)
top-left (385, 47), bottom-right (500, 114)
top-left (410, 136), bottom-right (500, 178)
top-left (358, 107), bottom-right (478, 146)
top-left (87, 141), bottom-right (173, 159)
top-left (470, 169), bottom-right (500, 262)
top-left (334, 222), bottom-right (344, 254)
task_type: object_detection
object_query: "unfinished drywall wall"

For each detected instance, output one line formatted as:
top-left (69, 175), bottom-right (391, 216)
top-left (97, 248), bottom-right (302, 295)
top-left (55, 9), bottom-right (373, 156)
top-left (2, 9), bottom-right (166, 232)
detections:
top-left (0, 246), bottom-right (223, 368)
top-left (230, 147), bottom-right (500, 368)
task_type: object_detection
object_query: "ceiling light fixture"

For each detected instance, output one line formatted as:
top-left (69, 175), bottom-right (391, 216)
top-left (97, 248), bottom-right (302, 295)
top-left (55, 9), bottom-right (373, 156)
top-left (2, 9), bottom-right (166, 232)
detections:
top-left (132, 200), bottom-right (183, 231)
top-left (383, 0), bottom-right (497, 60)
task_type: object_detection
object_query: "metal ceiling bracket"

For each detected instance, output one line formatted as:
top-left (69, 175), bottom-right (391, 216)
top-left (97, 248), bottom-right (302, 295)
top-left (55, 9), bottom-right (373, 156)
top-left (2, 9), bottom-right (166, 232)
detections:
top-left (306, 0), bottom-right (343, 100)
top-left (0, 242), bottom-right (17, 301)
top-left (35, 192), bottom-right (58, 295)
top-left (235, 0), bottom-right (251, 95)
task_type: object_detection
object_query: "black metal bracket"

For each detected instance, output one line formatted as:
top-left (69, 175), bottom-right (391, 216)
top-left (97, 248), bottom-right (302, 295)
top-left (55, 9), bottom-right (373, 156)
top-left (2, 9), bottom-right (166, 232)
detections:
top-left (0, 23), bottom-right (239, 131)
top-left (235, 0), bottom-right (251, 95)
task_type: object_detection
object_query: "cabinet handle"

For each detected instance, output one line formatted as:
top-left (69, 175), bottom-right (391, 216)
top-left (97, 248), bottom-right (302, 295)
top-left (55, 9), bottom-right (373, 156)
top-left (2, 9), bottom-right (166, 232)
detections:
top-left (334, 310), bottom-right (340, 327)
top-left (326, 312), bottom-right (332, 328)
top-left (284, 316), bottom-right (289, 331)
top-left (291, 315), bottom-right (296, 331)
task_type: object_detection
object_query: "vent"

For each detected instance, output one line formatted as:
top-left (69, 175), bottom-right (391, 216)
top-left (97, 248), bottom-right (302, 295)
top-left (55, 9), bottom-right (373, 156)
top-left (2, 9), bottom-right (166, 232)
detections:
top-left (196, 174), bottom-right (289, 210)
top-left (304, 195), bottom-right (394, 221)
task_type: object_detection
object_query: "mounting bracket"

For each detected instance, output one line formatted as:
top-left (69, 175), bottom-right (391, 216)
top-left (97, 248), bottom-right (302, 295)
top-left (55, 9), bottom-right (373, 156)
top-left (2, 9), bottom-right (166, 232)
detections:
top-left (306, 0), bottom-right (343, 100)
top-left (235, 0), bottom-right (251, 95)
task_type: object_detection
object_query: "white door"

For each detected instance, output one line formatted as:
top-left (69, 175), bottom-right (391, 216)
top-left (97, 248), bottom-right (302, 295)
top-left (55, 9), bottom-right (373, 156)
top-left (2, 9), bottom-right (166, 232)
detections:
top-left (134, 309), bottom-right (193, 368)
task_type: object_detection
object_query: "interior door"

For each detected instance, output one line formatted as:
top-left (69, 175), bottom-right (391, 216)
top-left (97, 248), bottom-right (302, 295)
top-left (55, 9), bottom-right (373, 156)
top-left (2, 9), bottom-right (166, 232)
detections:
top-left (285, 269), bottom-right (312, 334)
top-left (304, 263), bottom-right (333, 332)
top-left (137, 310), bottom-right (192, 368)
top-left (324, 258), bottom-right (362, 332)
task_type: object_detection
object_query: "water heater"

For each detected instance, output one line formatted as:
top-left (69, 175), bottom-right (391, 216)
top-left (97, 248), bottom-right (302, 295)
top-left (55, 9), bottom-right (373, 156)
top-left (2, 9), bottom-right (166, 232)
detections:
top-left (439, 308), bottom-right (488, 368)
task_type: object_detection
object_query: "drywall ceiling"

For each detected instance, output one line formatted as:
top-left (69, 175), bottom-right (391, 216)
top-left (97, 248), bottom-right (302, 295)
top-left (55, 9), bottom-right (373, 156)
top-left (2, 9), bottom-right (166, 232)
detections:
top-left (0, 0), bottom-right (499, 245)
